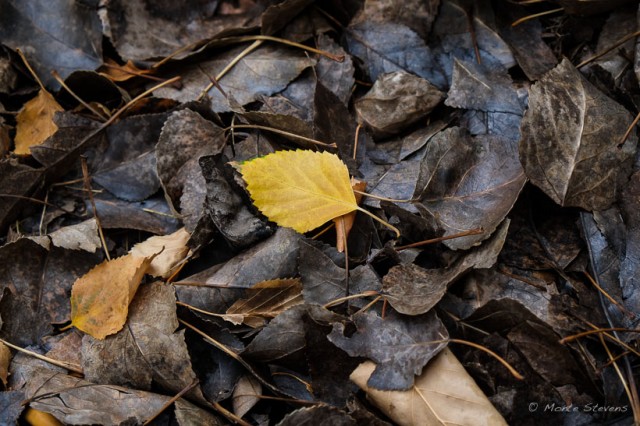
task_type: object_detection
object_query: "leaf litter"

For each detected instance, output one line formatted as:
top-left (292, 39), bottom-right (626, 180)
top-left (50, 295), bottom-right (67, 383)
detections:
top-left (1, 1), bottom-right (640, 425)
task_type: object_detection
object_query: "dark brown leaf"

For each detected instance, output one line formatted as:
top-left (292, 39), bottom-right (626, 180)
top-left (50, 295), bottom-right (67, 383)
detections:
top-left (382, 219), bottom-right (508, 315)
top-left (277, 406), bottom-right (357, 426)
top-left (82, 282), bottom-right (204, 401)
top-left (519, 58), bottom-right (637, 210)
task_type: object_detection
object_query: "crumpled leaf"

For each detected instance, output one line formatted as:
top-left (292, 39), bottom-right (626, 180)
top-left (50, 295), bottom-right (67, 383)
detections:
top-left (355, 71), bottom-right (444, 137)
top-left (70, 252), bottom-right (154, 339)
top-left (82, 282), bottom-right (204, 401)
top-left (382, 219), bottom-right (509, 315)
top-left (14, 89), bottom-right (63, 155)
top-left (350, 348), bottom-right (508, 426)
top-left (416, 127), bottom-right (526, 249)
top-left (47, 218), bottom-right (101, 252)
top-left (232, 375), bottom-right (262, 418)
top-left (224, 279), bottom-right (303, 328)
top-left (241, 150), bottom-right (358, 234)
top-left (156, 108), bottom-right (227, 229)
top-left (328, 310), bottom-right (448, 390)
top-left (519, 58), bottom-right (637, 210)
top-left (130, 227), bottom-right (190, 278)
top-left (0, 0), bottom-right (103, 88)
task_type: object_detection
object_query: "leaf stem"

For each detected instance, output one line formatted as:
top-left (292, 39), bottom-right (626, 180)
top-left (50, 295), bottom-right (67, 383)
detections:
top-left (226, 124), bottom-right (337, 148)
top-left (355, 206), bottom-right (401, 238)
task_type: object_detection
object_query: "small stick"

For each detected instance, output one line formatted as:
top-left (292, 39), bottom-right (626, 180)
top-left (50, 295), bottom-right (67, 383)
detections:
top-left (81, 157), bottom-right (110, 261)
top-left (52, 70), bottom-right (110, 121)
top-left (395, 228), bottom-right (484, 250)
top-left (225, 124), bottom-right (337, 148)
top-left (0, 338), bottom-right (83, 374)
top-left (142, 379), bottom-right (200, 425)
top-left (511, 7), bottom-right (564, 27)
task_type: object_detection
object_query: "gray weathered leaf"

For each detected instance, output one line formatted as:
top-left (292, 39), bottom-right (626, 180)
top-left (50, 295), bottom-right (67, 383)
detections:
top-left (155, 45), bottom-right (316, 112)
top-left (446, 59), bottom-right (523, 114)
top-left (416, 127), bottom-right (526, 249)
top-left (328, 310), bottom-right (448, 390)
top-left (345, 21), bottom-right (446, 88)
top-left (519, 58), bottom-right (637, 210)
top-left (0, 0), bottom-right (102, 89)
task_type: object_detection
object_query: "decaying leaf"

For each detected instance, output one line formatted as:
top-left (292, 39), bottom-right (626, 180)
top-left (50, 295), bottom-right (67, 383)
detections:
top-left (328, 310), bottom-right (448, 390)
top-left (70, 252), bottom-right (154, 339)
top-left (14, 89), bottom-right (63, 155)
top-left (130, 227), bottom-right (190, 278)
top-left (277, 405), bottom-right (357, 425)
top-left (224, 278), bottom-right (303, 327)
top-left (241, 150), bottom-right (358, 233)
top-left (47, 218), bottom-right (101, 252)
top-left (355, 71), bottom-right (444, 137)
top-left (350, 348), bottom-right (508, 426)
top-left (519, 58), bottom-right (637, 210)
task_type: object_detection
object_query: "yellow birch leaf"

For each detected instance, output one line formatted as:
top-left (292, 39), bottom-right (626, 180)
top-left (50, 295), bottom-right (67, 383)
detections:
top-left (14, 89), bottom-right (63, 155)
top-left (24, 407), bottom-right (63, 426)
top-left (240, 150), bottom-right (358, 233)
top-left (70, 253), bottom-right (153, 339)
top-left (130, 227), bottom-right (190, 278)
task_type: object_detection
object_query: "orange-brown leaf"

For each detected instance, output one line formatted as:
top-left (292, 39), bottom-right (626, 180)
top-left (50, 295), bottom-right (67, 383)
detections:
top-left (70, 253), bottom-right (153, 339)
top-left (14, 89), bottom-right (63, 155)
top-left (335, 178), bottom-right (367, 252)
top-left (0, 341), bottom-right (10, 388)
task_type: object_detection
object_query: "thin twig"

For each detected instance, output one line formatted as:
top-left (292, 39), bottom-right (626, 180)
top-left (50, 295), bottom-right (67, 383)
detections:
top-left (0, 338), bottom-right (83, 374)
top-left (142, 379), bottom-right (200, 425)
top-left (511, 7), bottom-right (564, 27)
top-left (80, 157), bottom-right (110, 261)
top-left (396, 228), bottom-right (484, 251)
top-left (225, 124), bottom-right (337, 148)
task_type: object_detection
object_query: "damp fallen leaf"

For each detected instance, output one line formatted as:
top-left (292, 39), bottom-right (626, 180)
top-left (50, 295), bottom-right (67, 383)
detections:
top-left (0, 341), bottom-right (10, 388)
top-left (70, 252), bottom-right (154, 339)
top-left (240, 150), bottom-right (399, 236)
top-left (14, 89), bottom-right (63, 155)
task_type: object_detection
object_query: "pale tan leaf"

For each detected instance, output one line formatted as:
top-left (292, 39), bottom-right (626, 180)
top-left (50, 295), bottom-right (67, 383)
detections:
top-left (70, 253), bottom-right (153, 339)
top-left (350, 348), bottom-right (507, 426)
top-left (232, 374), bottom-right (262, 418)
top-left (14, 89), bottom-right (63, 155)
top-left (224, 278), bottom-right (303, 327)
top-left (48, 219), bottom-right (101, 252)
top-left (130, 228), bottom-right (190, 278)
top-left (240, 150), bottom-right (358, 233)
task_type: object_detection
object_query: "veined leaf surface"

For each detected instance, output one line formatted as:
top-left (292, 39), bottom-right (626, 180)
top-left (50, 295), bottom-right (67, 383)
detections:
top-left (240, 150), bottom-right (358, 233)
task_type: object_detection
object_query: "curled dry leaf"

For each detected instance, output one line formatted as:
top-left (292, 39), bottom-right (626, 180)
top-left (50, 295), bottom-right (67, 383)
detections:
top-left (14, 89), bottom-right (63, 155)
top-left (224, 278), bottom-right (303, 327)
top-left (350, 349), bottom-right (508, 426)
top-left (70, 252), bottom-right (154, 339)
top-left (240, 150), bottom-right (358, 233)
top-left (130, 227), bottom-right (190, 278)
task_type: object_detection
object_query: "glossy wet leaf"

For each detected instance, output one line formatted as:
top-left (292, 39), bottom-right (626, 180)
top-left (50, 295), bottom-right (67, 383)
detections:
top-left (240, 150), bottom-right (358, 233)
